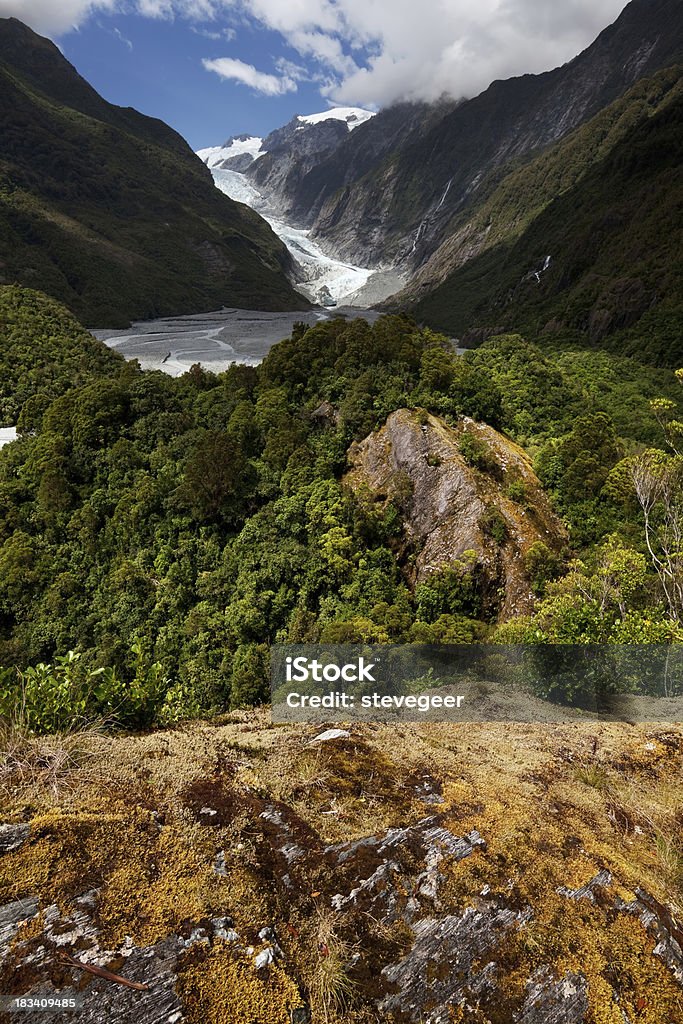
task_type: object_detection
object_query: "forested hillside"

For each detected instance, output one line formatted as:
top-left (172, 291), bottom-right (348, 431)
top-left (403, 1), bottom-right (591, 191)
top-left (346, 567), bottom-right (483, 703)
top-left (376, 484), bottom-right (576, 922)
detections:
top-left (1, 285), bottom-right (682, 729)
top-left (406, 73), bottom-right (683, 365)
top-left (0, 18), bottom-right (308, 326)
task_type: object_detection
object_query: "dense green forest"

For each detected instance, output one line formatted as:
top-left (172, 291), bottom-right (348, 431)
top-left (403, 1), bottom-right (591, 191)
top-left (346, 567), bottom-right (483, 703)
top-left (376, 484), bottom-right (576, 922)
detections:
top-left (1, 284), bottom-right (682, 729)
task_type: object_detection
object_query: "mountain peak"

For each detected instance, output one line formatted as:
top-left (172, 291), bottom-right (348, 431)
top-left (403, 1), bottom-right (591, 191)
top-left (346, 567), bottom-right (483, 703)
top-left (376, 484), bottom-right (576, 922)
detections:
top-left (296, 107), bottom-right (376, 131)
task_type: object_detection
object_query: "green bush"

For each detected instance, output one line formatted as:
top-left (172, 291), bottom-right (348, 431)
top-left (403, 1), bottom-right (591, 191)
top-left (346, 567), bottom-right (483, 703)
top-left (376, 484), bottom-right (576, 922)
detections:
top-left (459, 431), bottom-right (496, 472)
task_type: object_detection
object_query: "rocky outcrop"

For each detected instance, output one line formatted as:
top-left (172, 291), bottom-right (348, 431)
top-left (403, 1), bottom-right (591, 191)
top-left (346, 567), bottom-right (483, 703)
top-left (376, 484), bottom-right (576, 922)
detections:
top-left (2, 812), bottom-right (682, 1023)
top-left (345, 409), bottom-right (567, 619)
top-left (2, 717), bottom-right (683, 1023)
top-left (245, 111), bottom-right (375, 223)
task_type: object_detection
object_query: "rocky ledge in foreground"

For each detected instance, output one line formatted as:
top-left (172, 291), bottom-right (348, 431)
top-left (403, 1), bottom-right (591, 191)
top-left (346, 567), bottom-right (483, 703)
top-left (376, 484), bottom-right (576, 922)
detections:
top-left (1, 716), bottom-right (682, 1023)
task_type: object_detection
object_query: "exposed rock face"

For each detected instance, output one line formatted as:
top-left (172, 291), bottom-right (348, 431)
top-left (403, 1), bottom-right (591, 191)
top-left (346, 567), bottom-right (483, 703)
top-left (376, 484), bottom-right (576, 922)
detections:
top-left (345, 409), bottom-right (567, 619)
top-left (247, 116), bottom-right (350, 217)
top-left (2, 720), bottom-right (683, 1023)
top-left (285, 0), bottom-right (683, 270)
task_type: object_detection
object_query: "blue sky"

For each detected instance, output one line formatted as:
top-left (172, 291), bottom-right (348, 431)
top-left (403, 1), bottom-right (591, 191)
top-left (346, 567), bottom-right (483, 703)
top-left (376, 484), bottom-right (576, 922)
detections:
top-left (60, 15), bottom-right (336, 148)
top-left (0, 1), bottom-right (629, 152)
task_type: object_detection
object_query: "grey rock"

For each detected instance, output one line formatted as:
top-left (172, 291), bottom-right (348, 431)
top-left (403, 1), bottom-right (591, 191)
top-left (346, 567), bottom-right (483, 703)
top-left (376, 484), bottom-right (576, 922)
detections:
top-left (327, 817), bottom-right (486, 917)
top-left (247, 114), bottom-right (352, 224)
top-left (629, 889), bottom-right (683, 983)
top-left (0, 822), bottom-right (31, 854)
top-left (0, 897), bottom-right (40, 952)
top-left (4, 892), bottom-right (184, 1024)
top-left (379, 905), bottom-right (532, 1022)
top-left (517, 967), bottom-right (589, 1024)
top-left (557, 869), bottom-right (612, 902)
top-left (254, 946), bottom-right (276, 969)
top-left (213, 850), bottom-right (228, 876)
top-left (345, 409), bottom-right (566, 619)
top-left (212, 918), bottom-right (239, 943)
top-left (309, 729), bottom-right (350, 744)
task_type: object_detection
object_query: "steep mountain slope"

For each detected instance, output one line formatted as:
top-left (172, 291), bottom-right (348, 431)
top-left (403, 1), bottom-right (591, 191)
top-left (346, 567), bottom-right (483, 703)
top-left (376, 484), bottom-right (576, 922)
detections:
top-left (197, 108), bottom-right (403, 307)
top-left (246, 108), bottom-right (375, 220)
top-left (407, 76), bottom-right (683, 365)
top-left (198, 108), bottom-right (377, 223)
top-left (290, 0), bottom-right (682, 270)
top-left (0, 18), bottom-right (308, 327)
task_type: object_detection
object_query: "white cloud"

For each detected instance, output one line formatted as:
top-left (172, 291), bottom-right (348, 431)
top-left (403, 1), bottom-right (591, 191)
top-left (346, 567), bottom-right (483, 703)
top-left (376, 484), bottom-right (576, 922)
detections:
top-left (185, 0), bottom-right (630, 107)
top-left (113, 24), bottom-right (132, 47)
top-left (235, 0), bottom-right (629, 106)
top-left (190, 23), bottom-right (235, 40)
top-left (2, 0), bottom-right (631, 108)
top-left (202, 55), bottom-right (297, 95)
top-left (0, 0), bottom-right (116, 34)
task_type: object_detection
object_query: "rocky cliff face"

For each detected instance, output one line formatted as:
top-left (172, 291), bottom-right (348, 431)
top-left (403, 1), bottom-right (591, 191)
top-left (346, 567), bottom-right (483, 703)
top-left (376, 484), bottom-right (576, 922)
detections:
top-left (293, 0), bottom-right (682, 271)
top-left (246, 116), bottom-right (352, 218)
top-left (345, 409), bottom-right (567, 620)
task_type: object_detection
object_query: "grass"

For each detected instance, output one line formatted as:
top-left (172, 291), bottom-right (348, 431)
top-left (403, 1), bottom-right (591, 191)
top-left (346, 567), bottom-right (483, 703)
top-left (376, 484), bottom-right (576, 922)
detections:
top-left (310, 907), bottom-right (358, 1023)
top-left (0, 715), bottom-right (105, 798)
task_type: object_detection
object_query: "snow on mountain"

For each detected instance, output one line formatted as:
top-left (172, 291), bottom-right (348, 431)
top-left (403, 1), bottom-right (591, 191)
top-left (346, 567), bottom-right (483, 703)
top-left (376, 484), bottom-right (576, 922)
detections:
top-left (197, 135), bottom-right (264, 170)
top-left (196, 105), bottom-right (392, 307)
top-left (296, 107), bottom-right (375, 130)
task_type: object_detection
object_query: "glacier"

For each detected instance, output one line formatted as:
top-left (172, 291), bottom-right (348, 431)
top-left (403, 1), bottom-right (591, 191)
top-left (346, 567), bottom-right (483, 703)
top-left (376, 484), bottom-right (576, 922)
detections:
top-left (211, 166), bottom-right (380, 306)
top-left (197, 107), bottom-right (404, 308)
top-left (196, 135), bottom-right (264, 170)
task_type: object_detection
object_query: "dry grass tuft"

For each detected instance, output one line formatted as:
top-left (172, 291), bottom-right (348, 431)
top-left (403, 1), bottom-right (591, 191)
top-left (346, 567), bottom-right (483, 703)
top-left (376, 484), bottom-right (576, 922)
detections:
top-left (310, 908), bottom-right (358, 1023)
top-left (0, 716), bottom-right (106, 798)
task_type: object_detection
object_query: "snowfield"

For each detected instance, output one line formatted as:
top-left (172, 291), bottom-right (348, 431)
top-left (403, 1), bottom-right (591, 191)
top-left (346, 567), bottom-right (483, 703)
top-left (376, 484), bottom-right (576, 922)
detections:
top-left (297, 107), bottom-right (375, 129)
top-left (196, 136), bottom-right (264, 169)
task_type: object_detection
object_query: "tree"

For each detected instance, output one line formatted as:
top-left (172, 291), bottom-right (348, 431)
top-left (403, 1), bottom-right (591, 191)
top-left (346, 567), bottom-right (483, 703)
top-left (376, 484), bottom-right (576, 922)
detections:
top-left (631, 450), bottom-right (683, 622)
top-left (179, 430), bottom-right (252, 523)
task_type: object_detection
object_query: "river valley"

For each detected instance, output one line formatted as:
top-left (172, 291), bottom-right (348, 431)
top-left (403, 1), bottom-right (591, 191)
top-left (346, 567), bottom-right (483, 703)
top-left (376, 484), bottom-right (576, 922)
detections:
top-left (93, 306), bottom-right (383, 376)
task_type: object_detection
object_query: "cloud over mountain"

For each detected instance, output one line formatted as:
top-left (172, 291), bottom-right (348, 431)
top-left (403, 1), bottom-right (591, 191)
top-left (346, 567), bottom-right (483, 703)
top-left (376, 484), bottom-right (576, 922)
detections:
top-left (0, 0), bottom-right (629, 106)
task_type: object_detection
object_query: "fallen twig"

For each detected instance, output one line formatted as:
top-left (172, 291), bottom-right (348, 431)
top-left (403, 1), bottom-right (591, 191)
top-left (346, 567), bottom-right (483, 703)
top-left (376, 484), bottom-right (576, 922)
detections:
top-left (58, 952), bottom-right (150, 991)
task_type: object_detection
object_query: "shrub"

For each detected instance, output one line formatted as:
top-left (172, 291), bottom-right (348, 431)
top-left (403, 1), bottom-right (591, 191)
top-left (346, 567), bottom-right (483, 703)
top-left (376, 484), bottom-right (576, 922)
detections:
top-left (459, 431), bottom-right (496, 472)
top-left (482, 508), bottom-right (508, 545)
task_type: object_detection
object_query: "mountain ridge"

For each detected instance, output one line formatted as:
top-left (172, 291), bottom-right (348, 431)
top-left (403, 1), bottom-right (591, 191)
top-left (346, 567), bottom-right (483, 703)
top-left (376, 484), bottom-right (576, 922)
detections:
top-left (405, 76), bottom-right (683, 365)
top-left (0, 17), bottom-right (309, 326)
top-left (302, 0), bottom-right (683, 270)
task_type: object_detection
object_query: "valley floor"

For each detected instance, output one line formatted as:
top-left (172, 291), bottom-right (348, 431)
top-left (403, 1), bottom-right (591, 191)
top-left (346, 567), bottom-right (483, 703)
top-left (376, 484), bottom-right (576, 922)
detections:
top-left (93, 307), bottom-right (382, 376)
top-left (1, 713), bottom-right (682, 1023)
